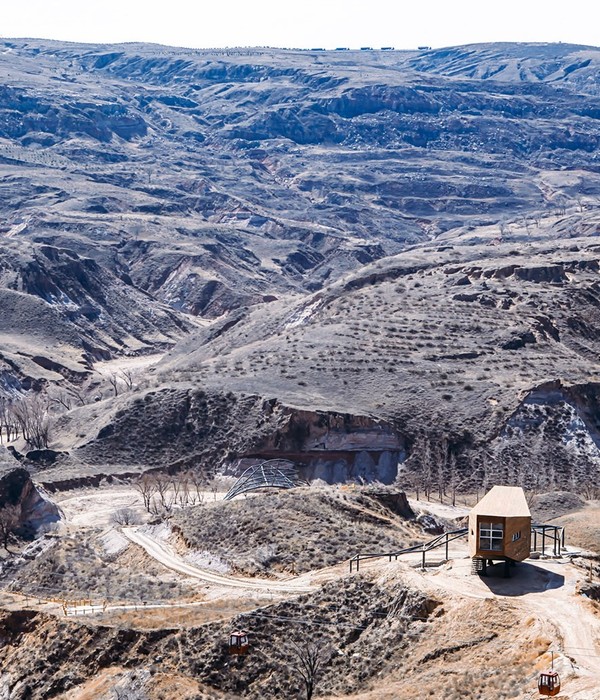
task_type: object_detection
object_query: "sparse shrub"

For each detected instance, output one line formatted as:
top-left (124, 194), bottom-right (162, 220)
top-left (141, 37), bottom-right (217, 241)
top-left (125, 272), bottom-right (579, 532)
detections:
top-left (111, 508), bottom-right (141, 526)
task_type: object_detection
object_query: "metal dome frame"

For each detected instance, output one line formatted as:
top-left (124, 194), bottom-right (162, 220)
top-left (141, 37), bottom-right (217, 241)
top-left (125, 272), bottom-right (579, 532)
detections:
top-left (223, 459), bottom-right (302, 501)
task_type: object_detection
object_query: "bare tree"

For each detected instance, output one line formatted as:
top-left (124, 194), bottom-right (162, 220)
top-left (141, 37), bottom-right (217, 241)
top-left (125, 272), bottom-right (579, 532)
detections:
top-left (447, 452), bottom-right (458, 506)
top-left (174, 473), bottom-right (192, 507)
top-left (289, 640), bottom-right (331, 700)
top-left (155, 474), bottom-right (175, 513)
top-left (120, 370), bottom-right (134, 391)
top-left (0, 398), bottom-right (16, 443)
top-left (108, 374), bottom-right (120, 397)
top-left (12, 395), bottom-right (50, 449)
top-left (421, 437), bottom-right (433, 501)
top-left (48, 385), bottom-right (88, 412)
top-left (189, 470), bottom-right (207, 506)
top-left (134, 474), bottom-right (157, 513)
top-left (0, 503), bottom-right (21, 551)
top-left (47, 389), bottom-right (73, 411)
top-left (111, 508), bottom-right (140, 526)
top-left (435, 436), bottom-right (449, 503)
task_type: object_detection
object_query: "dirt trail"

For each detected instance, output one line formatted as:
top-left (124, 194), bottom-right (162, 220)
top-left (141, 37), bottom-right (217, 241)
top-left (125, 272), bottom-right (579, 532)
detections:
top-left (93, 354), bottom-right (164, 377)
top-left (394, 546), bottom-right (600, 699)
top-left (122, 527), bottom-right (320, 593)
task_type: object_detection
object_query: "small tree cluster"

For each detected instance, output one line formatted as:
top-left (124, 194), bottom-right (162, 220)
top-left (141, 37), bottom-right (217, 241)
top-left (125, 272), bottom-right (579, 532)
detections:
top-left (134, 471), bottom-right (207, 516)
top-left (107, 370), bottom-right (135, 397)
top-left (0, 397), bottom-right (20, 443)
top-left (0, 395), bottom-right (50, 449)
top-left (402, 432), bottom-right (464, 504)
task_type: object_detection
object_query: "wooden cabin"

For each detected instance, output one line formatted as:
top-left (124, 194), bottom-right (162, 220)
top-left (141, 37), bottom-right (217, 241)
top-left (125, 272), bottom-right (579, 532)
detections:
top-left (468, 486), bottom-right (531, 575)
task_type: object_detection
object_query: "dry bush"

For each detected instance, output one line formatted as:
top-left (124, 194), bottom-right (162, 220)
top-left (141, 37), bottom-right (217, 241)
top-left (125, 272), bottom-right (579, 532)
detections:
top-left (172, 488), bottom-right (421, 575)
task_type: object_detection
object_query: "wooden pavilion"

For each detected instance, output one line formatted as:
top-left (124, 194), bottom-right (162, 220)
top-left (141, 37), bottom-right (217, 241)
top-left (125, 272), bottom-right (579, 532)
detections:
top-left (468, 485), bottom-right (531, 576)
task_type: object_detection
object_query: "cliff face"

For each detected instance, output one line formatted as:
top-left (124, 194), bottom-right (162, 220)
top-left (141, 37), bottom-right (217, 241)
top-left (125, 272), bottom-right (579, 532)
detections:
top-left (0, 467), bottom-right (60, 534)
top-left (482, 380), bottom-right (600, 491)
top-left (242, 408), bottom-right (404, 484)
top-left (65, 387), bottom-right (402, 484)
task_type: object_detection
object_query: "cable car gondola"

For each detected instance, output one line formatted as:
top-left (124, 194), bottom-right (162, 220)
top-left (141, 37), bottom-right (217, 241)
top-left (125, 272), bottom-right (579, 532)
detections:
top-left (228, 630), bottom-right (249, 656)
top-left (538, 670), bottom-right (560, 696)
top-left (538, 652), bottom-right (560, 697)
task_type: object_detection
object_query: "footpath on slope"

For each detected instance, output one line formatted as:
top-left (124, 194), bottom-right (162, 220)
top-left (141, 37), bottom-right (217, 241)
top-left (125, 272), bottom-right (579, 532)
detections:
top-left (122, 527), bottom-right (321, 593)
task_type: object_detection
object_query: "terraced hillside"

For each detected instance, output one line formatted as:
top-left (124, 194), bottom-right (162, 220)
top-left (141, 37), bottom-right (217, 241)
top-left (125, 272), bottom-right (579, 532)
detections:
top-left (1, 39), bottom-right (600, 488)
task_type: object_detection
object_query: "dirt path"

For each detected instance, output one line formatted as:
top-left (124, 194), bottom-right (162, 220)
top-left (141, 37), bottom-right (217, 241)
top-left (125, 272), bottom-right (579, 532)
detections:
top-left (56, 488), bottom-right (144, 528)
top-left (393, 544), bottom-right (600, 699)
top-left (122, 527), bottom-right (319, 593)
top-left (92, 354), bottom-right (164, 377)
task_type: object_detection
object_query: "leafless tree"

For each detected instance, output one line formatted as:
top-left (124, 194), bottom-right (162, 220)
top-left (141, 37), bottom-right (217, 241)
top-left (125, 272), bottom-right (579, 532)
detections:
top-left (12, 395), bottom-right (50, 449)
top-left (134, 474), bottom-right (157, 513)
top-left (111, 508), bottom-right (140, 526)
top-left (0, 398), bottom-right (17, 443)
top-left (447, 452), bottom-right (458, 506)
top-left (48, 385), bottom-right (88, 412)
top-left (120, 370), bottom-right (134, 391)
top-left (0, 503), bottom-right (21, 551)
top-left (289, 639), bottom-right (331, 700)
top-left (435, 436), bottom-right (450, 503)
top-left (108, 374), bottom-right (120, 397)
top-left (48, 389), bottom-right (73, 411)
top-left (155, 474), bottom-right (175, 513)
top-left (175, 472), bottom-right (194, 507)
top-left (404, 434), bottom-right (433, 501)
top-left (421, 437), bottom-right (433, 501)
top-left (189, 470), bottom-right (207, 506)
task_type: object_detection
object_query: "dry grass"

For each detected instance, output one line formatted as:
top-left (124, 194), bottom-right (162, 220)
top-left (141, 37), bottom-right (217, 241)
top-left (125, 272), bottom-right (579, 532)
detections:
top-left (5, 532), bottom-right (201, 604)
top-left (172, 487), bottom-right (424, 575)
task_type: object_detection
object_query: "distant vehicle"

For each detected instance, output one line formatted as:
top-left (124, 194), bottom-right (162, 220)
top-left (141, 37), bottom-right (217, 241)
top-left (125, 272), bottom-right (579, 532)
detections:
top-left (381, 46), bottom-right (394, 51)
top-left (310, 48), bottom-right (325, 51)
top-left (335, 47), bottom-right (350, 51)
top-left (418, 46), bottom-right (431, 50)
top-left (360, 47), bottom-right (374, 51)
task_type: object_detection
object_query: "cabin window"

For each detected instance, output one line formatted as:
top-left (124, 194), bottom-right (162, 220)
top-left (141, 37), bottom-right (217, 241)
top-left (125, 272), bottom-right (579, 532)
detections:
top-left (512, 531), bottom-right (521, 542)
top-left (479, 521), bottom-right (503, 551)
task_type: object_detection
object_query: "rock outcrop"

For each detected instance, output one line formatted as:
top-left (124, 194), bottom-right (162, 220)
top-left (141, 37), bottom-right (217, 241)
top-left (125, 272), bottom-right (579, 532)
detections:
top-left (0, 467), bottom-right (60, 534)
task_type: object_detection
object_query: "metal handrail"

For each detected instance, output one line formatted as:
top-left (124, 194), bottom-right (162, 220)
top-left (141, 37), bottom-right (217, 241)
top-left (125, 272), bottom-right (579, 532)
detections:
top-left (349, 528), bottom-right (468, 572)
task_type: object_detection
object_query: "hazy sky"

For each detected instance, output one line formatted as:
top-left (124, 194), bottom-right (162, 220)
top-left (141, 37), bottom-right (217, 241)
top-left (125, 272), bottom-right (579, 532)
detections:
top-left (1, 1), bottom-right (598, 50)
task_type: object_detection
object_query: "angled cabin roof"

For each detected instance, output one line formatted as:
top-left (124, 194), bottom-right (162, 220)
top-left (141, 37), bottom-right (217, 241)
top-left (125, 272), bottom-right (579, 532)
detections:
top-left (470, 485), bottom-right (531, 518)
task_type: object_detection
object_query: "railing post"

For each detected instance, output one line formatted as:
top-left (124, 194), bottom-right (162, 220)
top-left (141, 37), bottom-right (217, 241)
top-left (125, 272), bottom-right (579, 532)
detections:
top-left (422, 550), bottom-right (426, 571)
top-left (542, 527), bottom-right (546, 556)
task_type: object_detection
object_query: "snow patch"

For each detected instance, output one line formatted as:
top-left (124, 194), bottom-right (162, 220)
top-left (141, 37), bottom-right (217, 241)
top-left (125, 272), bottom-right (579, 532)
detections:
top-left (284, 299), bottom-right (323, 330)
top-left (99, 528), bottom-right (130, 555)
top-left (139, 522), bottom-right (172, 541)
top-left (183, 549), bottom-right (231, 574)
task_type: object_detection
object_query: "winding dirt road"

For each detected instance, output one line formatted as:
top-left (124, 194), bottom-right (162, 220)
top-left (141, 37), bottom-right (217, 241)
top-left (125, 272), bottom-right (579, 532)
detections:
top-left (122, 527), bottom-right (318, 593)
